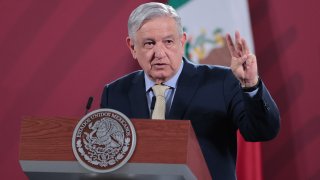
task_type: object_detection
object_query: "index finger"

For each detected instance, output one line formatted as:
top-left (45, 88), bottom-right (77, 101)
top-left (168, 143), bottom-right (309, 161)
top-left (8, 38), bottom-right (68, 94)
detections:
top-left (225, 33), bottom-right (238, 57)
top-left (235, 31), bottom-right (243, 55)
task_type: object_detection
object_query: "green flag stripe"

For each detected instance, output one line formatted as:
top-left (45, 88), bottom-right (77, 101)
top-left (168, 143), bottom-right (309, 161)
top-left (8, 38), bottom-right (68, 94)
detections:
top-left (168, 0), bottom-right (190, 9)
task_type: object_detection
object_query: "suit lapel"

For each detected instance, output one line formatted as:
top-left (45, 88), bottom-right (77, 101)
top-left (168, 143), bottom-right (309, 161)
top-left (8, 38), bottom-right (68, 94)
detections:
top-left (169, 60), bottom-right (200, 120)
top-left (128, 71), bottom-right (150, 119)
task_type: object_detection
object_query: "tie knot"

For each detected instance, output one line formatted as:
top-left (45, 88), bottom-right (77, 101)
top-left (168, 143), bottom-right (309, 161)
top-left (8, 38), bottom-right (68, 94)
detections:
top-left (151, 84), bottom-right (169, 120)
top-left (152, 84), bottom-right (169, 97)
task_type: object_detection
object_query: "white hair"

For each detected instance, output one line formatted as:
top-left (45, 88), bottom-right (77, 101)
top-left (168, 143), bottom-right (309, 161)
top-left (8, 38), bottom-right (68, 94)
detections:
top-left (128, 2), bottom-right (183, 40)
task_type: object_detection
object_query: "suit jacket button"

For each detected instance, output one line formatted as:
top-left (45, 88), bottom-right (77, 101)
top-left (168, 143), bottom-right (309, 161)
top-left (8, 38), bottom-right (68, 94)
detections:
top-left (264, 101), bottom-right (270, 111)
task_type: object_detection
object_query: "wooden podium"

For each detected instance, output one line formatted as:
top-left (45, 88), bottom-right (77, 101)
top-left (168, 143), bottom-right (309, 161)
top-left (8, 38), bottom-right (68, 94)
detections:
top-left (19, 116), bottom-right (211, 180)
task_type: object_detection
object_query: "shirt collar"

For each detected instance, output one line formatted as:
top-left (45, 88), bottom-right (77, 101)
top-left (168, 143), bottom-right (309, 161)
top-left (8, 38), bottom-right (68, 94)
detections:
top-left (144, 60), bottom-right (184, 92)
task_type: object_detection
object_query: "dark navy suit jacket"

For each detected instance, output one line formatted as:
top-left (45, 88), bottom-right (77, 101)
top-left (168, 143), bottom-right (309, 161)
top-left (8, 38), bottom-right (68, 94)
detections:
top-left (100, 59), bottom-right (280, 180)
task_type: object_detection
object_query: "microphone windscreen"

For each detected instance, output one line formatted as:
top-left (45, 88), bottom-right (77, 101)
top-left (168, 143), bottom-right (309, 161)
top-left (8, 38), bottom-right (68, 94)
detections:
top-left (86, 96), bottom-right (94, 110)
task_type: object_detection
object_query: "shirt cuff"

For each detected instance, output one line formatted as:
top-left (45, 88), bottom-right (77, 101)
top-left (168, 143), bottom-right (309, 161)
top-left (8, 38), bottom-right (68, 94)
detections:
top-left (241, 77), bottom-right (261, 97)
top-left (244, 88), bottom-right (259, 97)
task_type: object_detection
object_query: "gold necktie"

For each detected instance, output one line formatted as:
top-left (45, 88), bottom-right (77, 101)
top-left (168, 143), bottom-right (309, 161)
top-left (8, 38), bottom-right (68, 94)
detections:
top-left (151, 84), bottom-right (169, 120)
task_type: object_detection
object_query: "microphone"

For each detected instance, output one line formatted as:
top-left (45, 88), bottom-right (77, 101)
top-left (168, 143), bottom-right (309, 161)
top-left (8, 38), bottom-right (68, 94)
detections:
top-left (85, 96), bottom-right (94, 114)
top-left (150, 96), bottom-right (156, 111)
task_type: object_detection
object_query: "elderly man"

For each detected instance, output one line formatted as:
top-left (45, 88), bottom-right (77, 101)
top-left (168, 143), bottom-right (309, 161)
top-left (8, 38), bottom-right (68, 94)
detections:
top-left (101, 2), bottom-right (280, 180)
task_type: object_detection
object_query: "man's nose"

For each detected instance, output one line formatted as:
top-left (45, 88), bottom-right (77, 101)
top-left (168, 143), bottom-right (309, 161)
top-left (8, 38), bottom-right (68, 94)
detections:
top-left (154, 44), bottom-right (165, 59)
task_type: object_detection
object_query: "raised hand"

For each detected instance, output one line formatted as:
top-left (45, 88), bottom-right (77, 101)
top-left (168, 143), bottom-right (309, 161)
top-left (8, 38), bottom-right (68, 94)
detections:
top-left (226, 31), bottom-right (259, 88)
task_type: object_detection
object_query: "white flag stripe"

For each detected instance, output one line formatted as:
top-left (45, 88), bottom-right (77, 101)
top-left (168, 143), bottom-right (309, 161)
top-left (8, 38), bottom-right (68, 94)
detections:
top-left (176, 0), bottom-right (254, 62)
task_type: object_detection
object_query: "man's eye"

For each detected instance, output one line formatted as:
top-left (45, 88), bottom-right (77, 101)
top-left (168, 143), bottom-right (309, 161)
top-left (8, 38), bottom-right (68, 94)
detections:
top-left (165, 40), bottom-right (174, 46)
top-left (144, 42), bottom-right (154, 48)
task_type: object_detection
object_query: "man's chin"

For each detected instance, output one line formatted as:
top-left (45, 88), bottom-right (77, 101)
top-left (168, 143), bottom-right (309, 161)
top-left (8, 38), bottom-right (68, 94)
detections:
top-left (149, 72), bottom-right (172, 82)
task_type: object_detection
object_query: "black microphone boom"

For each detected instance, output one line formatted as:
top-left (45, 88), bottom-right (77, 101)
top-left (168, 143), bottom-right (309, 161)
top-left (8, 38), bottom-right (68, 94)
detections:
top-left (85, 96), bottom-right (94, 114)
top-left (150, 96), bottom-right (156, 110)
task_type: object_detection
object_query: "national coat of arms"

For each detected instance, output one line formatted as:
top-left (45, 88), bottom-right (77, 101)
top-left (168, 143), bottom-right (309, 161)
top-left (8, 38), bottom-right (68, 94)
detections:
top-left (72, 109), bottom-right (136, 173)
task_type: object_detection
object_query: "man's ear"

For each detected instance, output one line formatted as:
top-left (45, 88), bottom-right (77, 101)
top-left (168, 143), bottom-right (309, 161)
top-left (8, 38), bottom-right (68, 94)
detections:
top-left (126, 37), bottom-right (137, 59)
top-left (180, 32), bottom-right (187, 54)
top-left (181, 32), bottom-right (187, 47)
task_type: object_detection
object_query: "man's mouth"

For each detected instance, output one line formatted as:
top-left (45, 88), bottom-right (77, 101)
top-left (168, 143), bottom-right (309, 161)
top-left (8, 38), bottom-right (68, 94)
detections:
top-left (152, 63), bottom-right (167, 68)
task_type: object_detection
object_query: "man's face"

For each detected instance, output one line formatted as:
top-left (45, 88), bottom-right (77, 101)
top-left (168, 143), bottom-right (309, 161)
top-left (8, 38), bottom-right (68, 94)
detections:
top-left (127, 16), bottom-right (186, 84)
